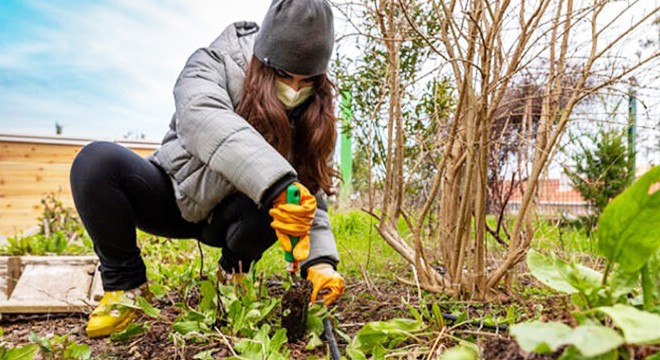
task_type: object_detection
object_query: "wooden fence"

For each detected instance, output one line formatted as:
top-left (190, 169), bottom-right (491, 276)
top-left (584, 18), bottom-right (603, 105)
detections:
top-left (0, 133), bottom-right (159, 237)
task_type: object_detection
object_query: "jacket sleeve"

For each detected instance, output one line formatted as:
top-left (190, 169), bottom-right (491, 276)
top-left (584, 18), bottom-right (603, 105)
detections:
top-left (173, 47), bottom-right (296, 206)
top-left (301, 194), bottom-right (340, 275)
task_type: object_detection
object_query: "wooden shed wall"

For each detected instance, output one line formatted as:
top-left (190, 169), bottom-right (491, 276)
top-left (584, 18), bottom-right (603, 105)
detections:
top-left (0, 135), bottom-right (158, 236)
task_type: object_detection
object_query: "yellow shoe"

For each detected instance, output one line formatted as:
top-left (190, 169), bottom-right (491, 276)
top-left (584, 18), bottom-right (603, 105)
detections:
top-left (86, 284), bottom-right (150, 338)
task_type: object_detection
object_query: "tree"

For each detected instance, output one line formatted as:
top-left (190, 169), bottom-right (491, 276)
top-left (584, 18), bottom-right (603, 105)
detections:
top-left (333, 0), bottom-right (660, 299)
top-left (564, 127), bottom-right (634, 219)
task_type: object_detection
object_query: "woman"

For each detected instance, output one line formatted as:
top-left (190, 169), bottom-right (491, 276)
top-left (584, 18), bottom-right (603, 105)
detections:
top-left (70, 0), bottom-right (345, 338)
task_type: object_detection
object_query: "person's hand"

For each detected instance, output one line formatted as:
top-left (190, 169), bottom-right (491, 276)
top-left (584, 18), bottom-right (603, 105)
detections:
top-left (307, 263), bottom-right (345, 306)
top-left (269, 182), bottom-right (316, 261)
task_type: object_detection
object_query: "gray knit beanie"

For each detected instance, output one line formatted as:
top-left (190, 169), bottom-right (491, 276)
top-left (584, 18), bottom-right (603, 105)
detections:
top-left (254, 0), bottom-right (334, 76)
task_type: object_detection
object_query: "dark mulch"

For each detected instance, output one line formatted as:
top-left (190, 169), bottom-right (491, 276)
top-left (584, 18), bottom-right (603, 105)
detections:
top-left (3, 277), bottom-right (656, 359)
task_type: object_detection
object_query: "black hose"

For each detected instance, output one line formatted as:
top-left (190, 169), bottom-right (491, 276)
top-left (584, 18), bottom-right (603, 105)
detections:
top-left (323, 317), bottom-right (342, 360)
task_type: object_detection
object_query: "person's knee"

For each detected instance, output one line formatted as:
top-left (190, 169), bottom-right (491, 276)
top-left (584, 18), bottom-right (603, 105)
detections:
top-left (202, 194), bottom-right (276, 258)
top-left (225, 217), bottom-right (276, 257)
top-left (71, 141), bottom-right (129, 195)
top-left (72, 141), bottom-right (118, 175)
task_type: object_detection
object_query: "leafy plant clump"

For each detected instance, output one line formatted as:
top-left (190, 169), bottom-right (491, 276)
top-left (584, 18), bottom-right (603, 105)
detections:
top-left (511, 166), bottom-right (660, 359)
top-left (1, 193), bottom-right (93, 256)
top-left (0, 332), bottom-right (91, 360)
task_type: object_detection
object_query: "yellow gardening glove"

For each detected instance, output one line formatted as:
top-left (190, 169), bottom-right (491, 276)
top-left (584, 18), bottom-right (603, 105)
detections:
top-left (269, 182), bottom-right (316, 261)
top-left (307, 263), bottom-right (345, 306)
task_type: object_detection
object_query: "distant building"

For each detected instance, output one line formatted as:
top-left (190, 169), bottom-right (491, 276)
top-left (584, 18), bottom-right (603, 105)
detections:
top-left (502, 177), bottom-right (589, 218)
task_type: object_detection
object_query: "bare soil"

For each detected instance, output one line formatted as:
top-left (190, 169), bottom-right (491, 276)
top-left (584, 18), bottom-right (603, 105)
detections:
top-left (281, 278), bottom-right (313, 343)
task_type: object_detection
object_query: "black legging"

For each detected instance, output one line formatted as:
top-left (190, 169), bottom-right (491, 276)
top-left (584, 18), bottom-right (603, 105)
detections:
top-left (70, 141), bottom-right (276, 291)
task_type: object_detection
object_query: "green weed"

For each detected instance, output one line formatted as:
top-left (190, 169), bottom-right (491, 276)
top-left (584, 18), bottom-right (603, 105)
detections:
top-left (511, 166), bottom-right (660, 358)
top-left (0, 194), bottom-right (93, 256)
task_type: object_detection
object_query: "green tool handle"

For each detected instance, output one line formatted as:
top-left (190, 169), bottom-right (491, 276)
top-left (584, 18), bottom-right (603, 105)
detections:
top-left (284, 184), bottom-right (301, 263)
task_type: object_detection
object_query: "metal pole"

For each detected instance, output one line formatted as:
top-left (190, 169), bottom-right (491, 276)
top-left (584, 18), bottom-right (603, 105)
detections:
top-left (627, 88), bottom-right (636, 177)
top-left (339, 90), bottom-right (353, 205)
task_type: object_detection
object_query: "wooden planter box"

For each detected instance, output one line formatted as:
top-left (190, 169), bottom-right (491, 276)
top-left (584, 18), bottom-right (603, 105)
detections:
top-left (0, 256), bottom-right (103, 313)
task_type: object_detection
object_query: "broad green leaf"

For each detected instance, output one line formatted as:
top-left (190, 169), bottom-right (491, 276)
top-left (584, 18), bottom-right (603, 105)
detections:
top-left (645, 352), bottom-right (660, 360)
top-left (193, 349), bottom-right (215, 360)
top-left (558, 346), bottom-right (618, 360)
top-left (305, 313), bottom-right (324, 336)
top-left (598, 165), bottom-right (660, 273)
top-left (148, 283), bottom-right (166, 298)
top-left (4, 344), bottom-right (39, 360)
top-left (372, 345), bottom-right (386, 360)
top-left (404, 300), bottom-right (423, 323)
top-left (454, 310), bottom-right (469, 325)
top-left (64, 343), bottom-right (92, 360)
top-left (555, 257), bottom-right (603, 295)
top-left (172, 321), bottom-right (201, 335)
top-left (439, 344), bottom-right (479, 360)
top-left (28, 332), bottom-right (51, 352)
top-left (235, 324), bottom-right (288, 360)
top-left (199, 280), bottom-right (216, 312)
top-left (597, 305), bottom-right (660, 345)
top-left (110, 323), bottom-right (145, 342)
top-left (647, 250), bottom-right (660, 301)
top-left (431, 303), bottom-right (445, 328)
top-left (180, 309), bottom-right (208, 323)
top-left (235, 325), bottom-right (268, 358)
top-left (234, 338), bottom-right (262, 359)
top-left (527, 250), bottom-right (578, 294)
top-left (136, 296), bottom-right (160, 318)
top-left (348, 318), bottom-right (423, 355)
top-left (256, 299), bottom-right (278, 323)
top-left (564, 325), bottom-right (623, 357)
top-left (346, 349), bottom-right (368, 360)
top-left (305, 332), bottom-right (324, 351)
top-left (609, 267), bottom-right (639, 300)
top-left (510, 321), bottom-right (572, 353)
top-left (269, 328), bottom-right (287, 353)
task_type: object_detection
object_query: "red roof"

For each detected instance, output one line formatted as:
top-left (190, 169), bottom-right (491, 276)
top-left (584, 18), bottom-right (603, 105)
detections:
top-left (503, 179), bottom-right (585, 204)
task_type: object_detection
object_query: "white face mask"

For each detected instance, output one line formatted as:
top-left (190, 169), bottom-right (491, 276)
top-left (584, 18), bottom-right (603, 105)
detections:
top-left (275, 80), bottom-right (314, 110)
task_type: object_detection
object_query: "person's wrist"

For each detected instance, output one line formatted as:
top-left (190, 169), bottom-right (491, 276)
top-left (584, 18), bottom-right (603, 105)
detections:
top-left (301, 257), bottom-right (338, 278)
top-left (262, 175), bottom-right (296, 208)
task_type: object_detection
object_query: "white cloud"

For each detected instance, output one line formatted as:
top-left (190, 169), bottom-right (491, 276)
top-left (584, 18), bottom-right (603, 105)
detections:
top-left (0, 0), bottom-right (269, 140)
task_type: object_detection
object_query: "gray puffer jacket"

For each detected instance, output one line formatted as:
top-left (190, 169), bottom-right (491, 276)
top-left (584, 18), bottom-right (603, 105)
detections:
top-left (148, 21), bottom-right (339, 269)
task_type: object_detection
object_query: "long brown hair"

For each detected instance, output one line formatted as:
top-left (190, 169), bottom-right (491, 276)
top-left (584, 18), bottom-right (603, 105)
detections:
top-left (236, 56), bottom-right (338, 195)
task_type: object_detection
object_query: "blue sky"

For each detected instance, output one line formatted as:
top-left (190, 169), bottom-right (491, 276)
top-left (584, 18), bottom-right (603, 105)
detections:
top-left (0, 0), bottom-right (658, 167)
top-left (0, 0), bottom-right (269, 141)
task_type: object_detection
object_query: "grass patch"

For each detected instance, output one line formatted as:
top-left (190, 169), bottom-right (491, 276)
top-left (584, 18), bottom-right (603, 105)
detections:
top-left (331, 209), bottom-right (407, 280)
top-left (133, 209), bottom-right (407, 291)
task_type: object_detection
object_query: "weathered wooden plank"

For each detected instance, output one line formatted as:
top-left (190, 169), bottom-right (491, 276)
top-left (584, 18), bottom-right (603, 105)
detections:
top-left (90, 268), bottom-right (104, 302)
top-left (0, 256), bottom-right (21, 301)
top-left (0, 300), bottom-right (94, 313)
top-left (0, 260), bottom-right (7, 301)
top-left (0, 257), bottom-right (21, 302)
top-left (10, 264), bottom-right (95, 301)
top-left (17, 256), bottom-right (98, 266)
top-left (0, 256), bottom-right (102, 313)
